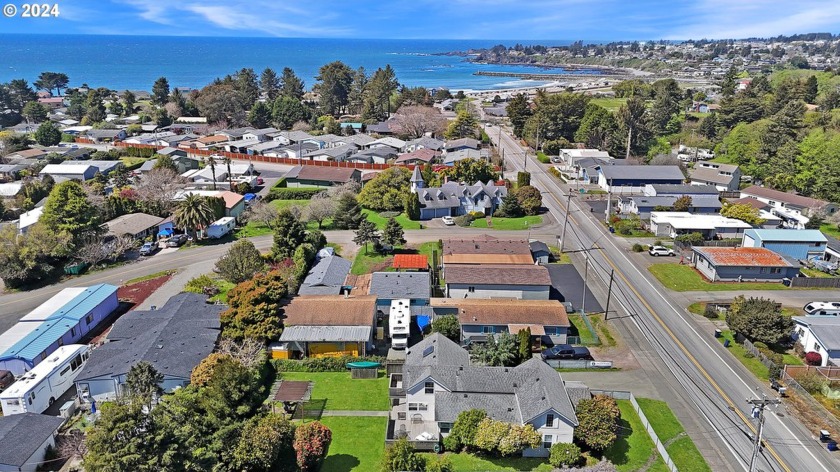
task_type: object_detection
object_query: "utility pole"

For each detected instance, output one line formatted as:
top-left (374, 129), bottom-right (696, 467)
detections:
top-left (581, 252), bottom-right (589, 316)
top-left (604, 269), bottom-right (614, 321)
top-left (559, 192), bottom-right (573, 253)
top-left (605, 178), bottom-right (612, 224)
top-left (748, 395), bottom-right (781, 472)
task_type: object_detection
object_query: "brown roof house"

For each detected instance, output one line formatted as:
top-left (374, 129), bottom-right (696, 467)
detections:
top-left (279, 295), bottom-right (378, 358)
top-left (104, 212), bottom-right (164, 240)
top-left (432, 298), bottom-right (571, 346)
top-left (692, 247), bottom-right (800, 282)
top-left (740, 185), bottom-right (838, 228)
top-left (283, 165), bottom-right (362, 188)
top-left (444, 264), bottom-right (551, 300)
top-left (442, 235), bottom-right (534, 266)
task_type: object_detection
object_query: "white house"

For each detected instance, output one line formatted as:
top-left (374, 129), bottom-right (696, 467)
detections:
top-left (688, 162), bottom-right (741, 191)
top-left (649, 211), bottom-right (752, 239)
top-left (388, 333), bottom-right (581, 457)
top-left (740, 185), bottom-right (838, 228)
top-left (792, 316), bottom-right (840, 366)
top-left (0, 413), bottom-right (64, 472)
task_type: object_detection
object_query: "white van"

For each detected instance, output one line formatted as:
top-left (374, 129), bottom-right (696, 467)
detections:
top-left (0, 344), bottom-right (90, 416)
top-left (803, 302), bottom-right (840, 317)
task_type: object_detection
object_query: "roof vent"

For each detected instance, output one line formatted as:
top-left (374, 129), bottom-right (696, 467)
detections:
top-left (463, 393), bottom-right (468, 398)
top-left (513, 382), bottom-right (518, 388)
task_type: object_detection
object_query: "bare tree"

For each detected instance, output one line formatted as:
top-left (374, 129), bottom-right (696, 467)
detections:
top-left (326, 181), bottom-right (361, 199)
top-left (305, 193), bottom-right (337, 229)
top-left (75, 233), bottom-right (111, 266)
top-left (217, 337), bottom-right (266, 370)
top-left (292, 120), bottom-right (312, 132)
top-left (246, 199), bottom-right (280, 228)
top-left (392, 105), bottom-right (447, 138)
top-left (134, 168), bottom-right (185, 214)
top-left (107, 235), bottom-right (138, 260)
top-left (57, 430), bottom-right (88, 462)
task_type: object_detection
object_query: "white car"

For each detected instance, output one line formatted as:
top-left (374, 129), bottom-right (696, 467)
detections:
top-left (648, 245), bottom-right (675, 257)
top-left (441, 216), bottom-right (455, 226)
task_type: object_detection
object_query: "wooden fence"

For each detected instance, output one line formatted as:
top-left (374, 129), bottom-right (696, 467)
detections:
top-left (789, 277), bottom-right (840, 289)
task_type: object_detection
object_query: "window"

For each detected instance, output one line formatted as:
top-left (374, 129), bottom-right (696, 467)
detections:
top-left (468, 286), bottom-right (475, 293)
top-left (759, 268), bottom-right (768, 274)
top-left (542, 435), bottom-right (553, 449)
top-left (770, 268), bottom-right (781, 274)
top-left (546, 414), bottom-right (555, 427)
top-left (439, 422), bottom-right (453, 434)
top-left (86, 314), bottom-right (94, 325)
top-left (409, 403), bottom-right (428, 411)
top-left (482, 326), bottom-right (495, 334)
top-left (70, 327), bottom-right (77, 338)
top-left (814, 343), bottom-right (821, 351)
top-left (424, 381), bottom-right (434, 394)
top-left (57, 337), bottom-right (64, 347)
top-left (60, 366), bottom-right (71, 376)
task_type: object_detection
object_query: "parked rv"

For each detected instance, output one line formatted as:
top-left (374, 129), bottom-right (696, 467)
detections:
top-left (0, 344), bottom-right (90, 416)
top-left (206, 217), bottom-right (236, 239)
top-left (389, 299), bottom-right (411, 350)
top-left (803, 302), bottom-right (840, 317)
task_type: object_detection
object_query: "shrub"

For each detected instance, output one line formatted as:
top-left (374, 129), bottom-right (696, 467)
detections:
top-left (425, 455), bottom-right (454, 472)
top-left (268, 187), bottom-right (324, 201)
top-left (381, 438), bottom-right (425, 472)
top-left (675, 232), bottom-right (704, 246)
top-left (574, 395), bottom-right (620, 451)
top-left (631, 243), bottom-right (644, 252)
top-left (379, 211), bottom-right (401, 218)
top-left (805, 351), bottom-right (823, 366)
top-left (271, 356), bottom-right (386, 372)
top-left (294, 421), bottom-right (332, 472)
top-left (468, 211), bottom-right (485, 218)
top-left (703, 305), bottom-right (719, 319)
top-left (184, 274), bottom-right (218, 294)
top-left (191, 353), bottom-right (233, 387)
top-left (535, 152), bottom-right (551, 164)
top-left (549, 442), bottom-right (582, 468)
top-left (795, 370), bottom-right (828, 394)
top-left (444, 409), bottom-right (487, 452)
top-left (454, 214), bottom-right (474, 227)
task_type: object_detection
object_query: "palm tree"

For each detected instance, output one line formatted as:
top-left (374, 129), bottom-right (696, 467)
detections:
top-left (174, 194), bottom-right (215, 240)
top-left (224, 156), bottom-right (233, 190)
top-left (207, 154), bottom-right (218, 190)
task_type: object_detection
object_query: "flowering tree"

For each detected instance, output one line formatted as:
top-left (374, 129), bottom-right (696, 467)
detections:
top-left (294, 421), bottom-right (332, 471)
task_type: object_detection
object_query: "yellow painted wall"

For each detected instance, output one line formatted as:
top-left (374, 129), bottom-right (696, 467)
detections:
top-left (308, 342), bottom-right (362, 358)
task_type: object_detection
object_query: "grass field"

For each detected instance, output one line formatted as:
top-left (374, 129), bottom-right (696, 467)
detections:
top-left (716, 330), bottom-right (802, 381)
top-left (361, 209), bottom-right (422, 230)
top-left (648, 264), bottom-right (791, 291)
top-left (280, 372), bottom-right (389, 411)
top-left (591, 97), bottom-right (628, 112)
top-left (470, 215), bottom-right (543, 230)
top-left (800, 268), bottom-right (834, 278)
top-left (568, 314), bottom-right (600, 345)
top-left (421, 453), bottom-right (552, 472)
top-left (605, 400), bottom-right (666, 472)
top-left (350, 249), bottom-right (392, 275)
top-left (636, 398), bottom-right (711, 472)
top-left (319, 417), bottom-right (387, 472)
top-left (820, 223), bottom-right (840, 239)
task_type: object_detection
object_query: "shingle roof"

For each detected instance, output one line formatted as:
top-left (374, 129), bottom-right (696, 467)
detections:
top-left (689, 166), bottom-right (738, 185)
top-left (793, 316), bottom-right (840, 350)
top-left (529, 241), bottom-right (550, 255)
top-left (431, 299), bottom-right (570, 327)
top-left (405, 333), bottom-right (469, 367)
top-left (282, 295), bottom-right (376, 326)
top-left (601, 165), bottom-right (684, 181)
top-left (76, 292), bottom-right (221, 382)
top-left (298, 255), bottom-right (351, 295)
top-left (285, 165), bottom-right (359, 183)
top-left (443, 235), bottom-right (530, 256)
top-left (445, 137), bottom-right (480, 150)
top-left (104, 212), bottom-right (164, 237)
top-left (406, 136), bottom-right (445, 151)
top-left (445, 264), bottom-right (551, 286)
top-left (693, 247), bottom-right (796, 267)
top-left (395, 149), bottom-right (440, 165)
top-left (392, 254), bottom-right (429, 270)
top-left (0, 413), bottom-right (64, 467)
top-left (727, 197), bottom-right (770, 210)
top-left (741, 186), bottom-right (829, 210)
top-left (369, 272), bottom-right (431, 300)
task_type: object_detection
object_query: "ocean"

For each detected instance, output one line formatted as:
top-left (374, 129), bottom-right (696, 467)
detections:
top-left (0, 35), bottom-right (593, 93)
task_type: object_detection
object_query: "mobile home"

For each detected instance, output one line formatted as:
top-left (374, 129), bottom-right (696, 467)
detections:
top-left (206, 217), bottom-right (236, 239)
top-left (0, 345), bottom-right (90, 416)
top-left (804, 302), bottom-right (840, 317)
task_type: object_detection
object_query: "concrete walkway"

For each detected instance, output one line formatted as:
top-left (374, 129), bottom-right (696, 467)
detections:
top-left (319, 410), bottom-right (389, 417)
top-left (135, 258), bottom-right (217, 310)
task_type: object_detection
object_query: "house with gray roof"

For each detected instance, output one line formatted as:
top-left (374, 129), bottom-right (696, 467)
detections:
top-left (410, 167), bottom-right (507, 220)
top-left (74, 292), bottom-right (222, 402)
top-left (793, 316), bottom-right (840, 366)
top-left (0, 413), bottom-right (64, 472)
top-left (404, 136), bottom-right (445, 153)
top-left (298, 249), bottom-right (352, 295)
top-left (302, 144), bottom-right (358, 162)
top-left (104, 212), bottom-right (164, 240)
top-left (85, 129), bottom-right (127, 143)
top-left (689, 162), bottom-right (741, 191)
top-left (388, 333), bottom-right (579, 456)
top-left (618, 195), bottom-right (722, 219)
top-left (442, 148), bottom-right (489, 165)
top-left (598, 165), bottom-right (685, 192)
top-left (369, 272), bottom-right (431, 310)
top-left (445, 137), bottom-right (480, 152)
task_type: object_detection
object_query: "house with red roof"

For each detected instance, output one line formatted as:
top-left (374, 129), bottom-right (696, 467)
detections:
top-left (692, 247), bottom-right (800, 282)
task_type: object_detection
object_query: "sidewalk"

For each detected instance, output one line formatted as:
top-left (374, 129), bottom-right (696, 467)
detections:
top-left (319, 410), bottom-right (389, 417)
top-left (135, 259), bottom-right (217, 310)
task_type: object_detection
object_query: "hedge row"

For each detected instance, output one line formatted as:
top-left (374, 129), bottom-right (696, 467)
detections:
top-left (267, 187), bottom-right (325, 201)
top-left (271, 355), bottom-right (386, 372)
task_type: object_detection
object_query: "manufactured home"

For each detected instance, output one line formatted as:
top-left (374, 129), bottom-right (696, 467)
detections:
top-left (0, 345), bottom-right (89, 416)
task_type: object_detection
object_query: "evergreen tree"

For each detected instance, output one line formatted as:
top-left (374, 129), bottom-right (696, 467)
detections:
top-left (41, 180), bottom-right (101, 241)
top-left (124, 361), bottom-right (164, 410)
top-left (698, 112), bottom-right (718, 140)
top-left (348, 66), bottom-right (368, 115)
top-left (315, 61), bottom-right (353, 116)
top-left (152, 76), bottom-right (170, 106)
top-left (332, 194), bottom-right (364, 229)
top-left (495, 192), bottom-right (524, 218)
top-left (122, 90), bottom-right (136, 115)
top-left (260, 67), bottom-right (280, 100)
top-left (403, 191), bottom-right (421, 221)
top-left (506, 93), bottom-right (531, 137)
top-left (382, 217), bottom-right (406, 248)
top-left (804, 75), bottom-right (819, 104)
top-left (272, 96), bottom-right (310, 130)
top-left (22, 101), bottom-right (48, 123)
top-left (280, 67), bottom-right (305, 100)
top-left (234, 67), bottom-right (260, 106)
top-left (353, 220), bottom-right (379, 254)
top-left (248, 101), bottom-right (272, 128)
top-left (33, 122), bottom-right (61, 146)
top-left (517, 328), bottom-right (531, 364)
top-left (272, 209), bottom-right (307, 260)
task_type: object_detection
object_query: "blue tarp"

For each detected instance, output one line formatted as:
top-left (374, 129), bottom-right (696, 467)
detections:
top-left (416, 315), bottom-right (431, 331)
top-left (158, 228), bottom-right (173, 237)
top-left (243, 193), bottom-right (257, 201)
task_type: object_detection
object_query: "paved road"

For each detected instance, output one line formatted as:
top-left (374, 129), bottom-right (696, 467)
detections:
top-left (488, 122), bottom-right (836, 472)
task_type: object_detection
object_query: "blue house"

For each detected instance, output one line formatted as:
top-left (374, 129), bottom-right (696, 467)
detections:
top-left (692, 247), bottom-right (800, 282)
top-left (0, 284), bottom-right (119, 375)
top-left (742, 229), bottom-right (827, 261)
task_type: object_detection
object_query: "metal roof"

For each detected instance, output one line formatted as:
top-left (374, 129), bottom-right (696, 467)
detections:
top-left (0, 323), bottom-right (40, 354)
top-left (279, 325), bottom-right (371, 342)
top-left (19, 287), bottom-right (87, 322)
top-left (744, 229), bottom-right (827, 243)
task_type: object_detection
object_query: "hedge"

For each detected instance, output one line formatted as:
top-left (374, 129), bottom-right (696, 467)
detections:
top-left (268, 187), bottom-right (325, 201)
top-left (271, 355), bottom-right (387, 372)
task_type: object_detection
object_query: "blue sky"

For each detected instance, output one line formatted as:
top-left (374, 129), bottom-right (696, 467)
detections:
top-left (3, 0), bottom-right (840, 40)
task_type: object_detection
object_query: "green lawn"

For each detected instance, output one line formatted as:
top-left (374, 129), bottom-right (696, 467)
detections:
top-left (568, 314), bottom-right (600, 345)
top-left (362, 209), bottom-right (422, 230)
top-left (717, 331), bottom-right (771, 380)
top-left (470, 215), bottom-right (543, 230)
top-left (280, 372), bottom-right (389, 411)
top-left (350, 249), bottom-right (393, 275)
top-left (590, 97), bottom-right (628, 112)
top-left (209, 279), bottom-right (236, 303)
top-left (319, 416), bottom-right (387, 472)
top-left (604, 400), bottom-right (661, 472)
top-left (614, 229), bottom-right (656, 238)
top-left (636, 398), bottom-right (711, 472)
top-left (125, 269), bottom-right (177, 285)
top-left (648, 264), bottom-right (790, 292)
top-left (421, 453), bottom-right (552, 471)
top-left (820, 223), bottom-right (840, 239)
top-left (536, 151), bottom-right (551, 164)
top-left (801, 268), bottom-right (834, 278)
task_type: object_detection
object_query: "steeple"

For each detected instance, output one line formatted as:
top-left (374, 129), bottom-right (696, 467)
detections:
top-left (410, 165), bottom-right (424, 192)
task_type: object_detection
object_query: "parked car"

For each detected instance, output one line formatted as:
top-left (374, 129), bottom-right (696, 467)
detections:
top-left (441, 216), bottom-right (455, 226)
top-left (166, 234), bottom-right (188, 247)
top-left (648, 245), bottom-right (675, 257)
top-left (0, 370), bottom-right (14, 391)
top-left (256, 177), bottom-right (264, 185)
top-left (139, 242), bottom-right (158, 256)
top-left (770, 378), bottom-right (787, 397)
top-left (541, 344), bottom-right (592, 360)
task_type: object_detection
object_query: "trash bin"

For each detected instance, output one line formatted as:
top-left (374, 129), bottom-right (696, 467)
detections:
top-left (714, 329), bottom-right (722, 338)
top-left (723, 339), bottom-right (730, 348)
top-left (782, 277), bottom-right (791, 287)
top-left (828, 441), bottom-right (837, 451)
top-left (609, 226), bottom-right (615, 233)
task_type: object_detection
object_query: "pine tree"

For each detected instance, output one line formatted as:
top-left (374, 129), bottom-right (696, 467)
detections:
top-left (403, 192), bottom-right (421, 221)
top-left (353, 220), bottom-right (379, 254)
top-left (382, 217), bottom-right (406, 248)
top-left (333, 194), bottom-right (364, 229)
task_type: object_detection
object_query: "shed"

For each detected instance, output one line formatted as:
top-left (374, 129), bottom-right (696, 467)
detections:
top-left (0, 413), bottom-right (64, 472)
top-left (392, 254), bottom-right (429, 271)
top-left (742, 229), bottom-right (827, 261)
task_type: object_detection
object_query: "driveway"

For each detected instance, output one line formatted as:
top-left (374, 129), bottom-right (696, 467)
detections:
top-left (545, 263), bottom-right (602, 313)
